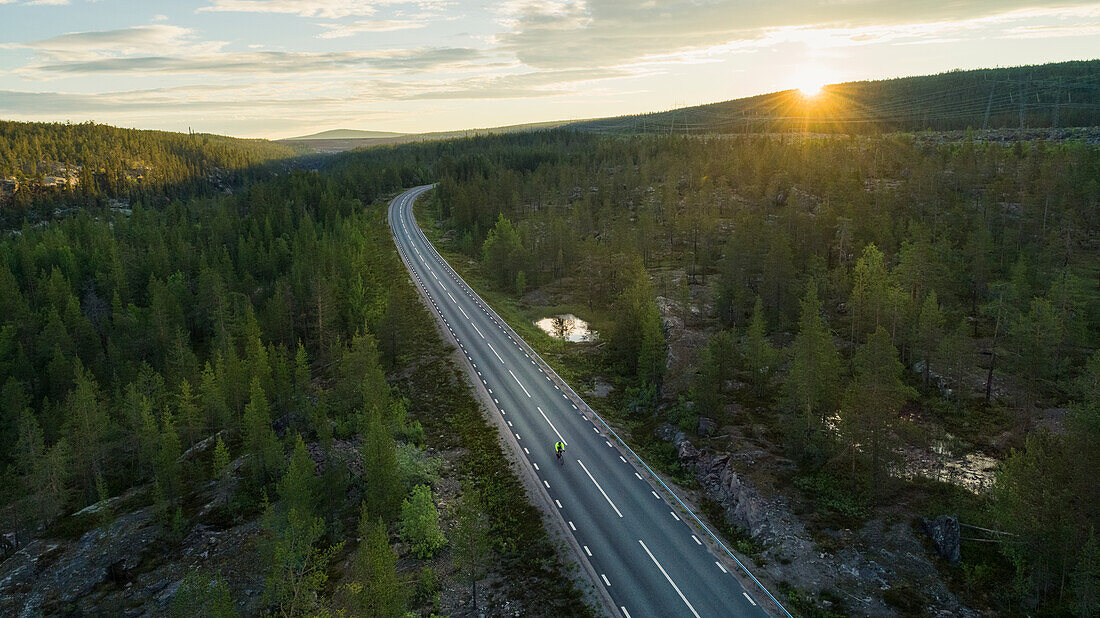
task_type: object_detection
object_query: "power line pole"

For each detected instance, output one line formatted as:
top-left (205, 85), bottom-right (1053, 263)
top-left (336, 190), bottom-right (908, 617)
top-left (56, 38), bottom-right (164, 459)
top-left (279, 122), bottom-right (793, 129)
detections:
top-left (1052, 78), bottom-right (1061, 128)
top-left (1018, 81), bottom-right (1025, 131)
top-left (982, 83), bottom-right (995, 131)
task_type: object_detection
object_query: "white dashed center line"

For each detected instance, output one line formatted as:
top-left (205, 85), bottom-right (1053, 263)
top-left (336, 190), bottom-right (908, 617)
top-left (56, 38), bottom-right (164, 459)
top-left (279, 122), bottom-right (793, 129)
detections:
top-left (577, 460), bottom-right (623, 518)
top-left (639, 540), bottom-right (701, 618)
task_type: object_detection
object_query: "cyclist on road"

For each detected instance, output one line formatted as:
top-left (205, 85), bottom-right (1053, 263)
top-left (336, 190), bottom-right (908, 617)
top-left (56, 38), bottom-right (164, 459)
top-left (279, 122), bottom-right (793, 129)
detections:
top-left (555, 441), bottom-right (566, 464)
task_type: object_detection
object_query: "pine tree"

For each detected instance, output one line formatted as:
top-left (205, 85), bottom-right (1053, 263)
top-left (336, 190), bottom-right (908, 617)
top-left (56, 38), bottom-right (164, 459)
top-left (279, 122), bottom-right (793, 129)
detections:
top-left (199, 361), bottom-right (230, 431)
top-left (784, 283), bottom-right (842, 463)
top-left (279, 435), bottom-right (317, 521)
top-left (32, 437), bottom-right (71, 523)
top-left (743, 296), bottom-right (777, 396)
top-left (156, 409), bottom-right (182, 504)
top-left (343, 504), bottom-right (405, 617)
top-left (212, 434), bottom-right (231, 506)
top-left (937, 318), bottom-right (972, 406)
top-left (293, 341), bottom-right (310, 405)
top-left (841, 327), bottom-right (915, 497)
top-left (61, 360), bottom-right (110, 502)
top-left (176, 379), bottom-right (202, 448)
top-left (242, 377), bottom-right (281, 484)
top-left (453, 486), bottom-right (491, 609)
top-left (361, 411), bottom-right (399, 522)
top-left (916, 291), bottom-right (945, 385)
top-left (400, 484), bottom-right (446, 559)
top-left (849, 243), bottom-right (889, 343)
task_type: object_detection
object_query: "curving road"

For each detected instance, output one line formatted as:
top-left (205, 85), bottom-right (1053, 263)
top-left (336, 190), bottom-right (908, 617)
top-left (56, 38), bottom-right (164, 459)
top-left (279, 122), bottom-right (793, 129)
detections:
top-left (389, 185), bottom-right (782, 618)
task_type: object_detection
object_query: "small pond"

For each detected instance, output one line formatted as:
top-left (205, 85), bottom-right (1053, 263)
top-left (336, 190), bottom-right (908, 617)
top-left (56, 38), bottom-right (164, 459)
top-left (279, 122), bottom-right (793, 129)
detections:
top-left (533, 314), bottom-right (598, 342)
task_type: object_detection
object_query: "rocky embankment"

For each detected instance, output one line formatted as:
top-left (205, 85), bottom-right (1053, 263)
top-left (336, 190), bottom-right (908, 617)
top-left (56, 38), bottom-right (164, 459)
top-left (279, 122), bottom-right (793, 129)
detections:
top-left (658, 425), bottom-right (978, 617)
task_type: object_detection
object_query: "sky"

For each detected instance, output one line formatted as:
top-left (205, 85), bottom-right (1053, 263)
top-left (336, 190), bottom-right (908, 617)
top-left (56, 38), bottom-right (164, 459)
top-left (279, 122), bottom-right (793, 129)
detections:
top-left (1, 1), bottom-right (1098, 139)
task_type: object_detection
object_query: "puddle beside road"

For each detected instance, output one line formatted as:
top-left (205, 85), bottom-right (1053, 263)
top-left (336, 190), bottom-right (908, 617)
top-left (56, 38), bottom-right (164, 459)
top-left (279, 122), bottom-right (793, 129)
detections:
top-left (534, 314), bottom-right (598, 342)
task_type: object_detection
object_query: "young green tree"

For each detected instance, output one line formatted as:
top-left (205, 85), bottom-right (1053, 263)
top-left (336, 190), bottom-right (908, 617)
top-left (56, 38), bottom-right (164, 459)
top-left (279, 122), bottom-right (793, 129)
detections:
top-left (199, 361), bottom-right (231, 431)
top-left (260, 438), bottom-right (338, 618)
top-left (279, 435), bottom-right (318, 521)
top-left (784, 283), bottom-right (842, 463)
top-left (155, 409), bottom-right (183, 505)
top-left (61, 361), bottom-right (111, 502)
top-left (170, 570), bottom-right (239, 618)
top-left (212, 434), bottom-right (231, 506)
top-left (400, 484), bottom-right (446, 559)
top-left (342, 504), bottom-right (405, 618)
top-left (840, 327), bottom-right (916, 497)
top-left (242, 377), bottom-right (282, 484)
top-left (453, 485), bottom-right (492, 609)
top-left (292, 341), bottom-right (310, 406)
top-left (175, 379), bottom-right (202, 448)
top-left (31, 437), bottom-right (71, 524)
top-left (743, 297), bottom-right (778, 396)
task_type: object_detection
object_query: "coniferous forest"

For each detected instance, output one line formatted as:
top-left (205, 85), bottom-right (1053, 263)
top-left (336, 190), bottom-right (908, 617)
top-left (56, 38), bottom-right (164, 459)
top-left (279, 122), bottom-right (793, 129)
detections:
top-left (1, 80), bottom-right (1099, 615)
top-left (0, 136), bottom-right (588, 616)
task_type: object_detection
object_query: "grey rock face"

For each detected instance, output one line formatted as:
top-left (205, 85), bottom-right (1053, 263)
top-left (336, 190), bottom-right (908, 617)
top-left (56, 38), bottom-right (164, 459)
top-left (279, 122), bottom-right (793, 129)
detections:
top-left (921, 516), bottom-right (961, 563)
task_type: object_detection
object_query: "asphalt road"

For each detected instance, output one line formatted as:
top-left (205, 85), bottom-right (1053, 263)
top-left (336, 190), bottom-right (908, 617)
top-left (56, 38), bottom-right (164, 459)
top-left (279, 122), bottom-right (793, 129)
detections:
top-left (389, 185), bottom-right (779, 618)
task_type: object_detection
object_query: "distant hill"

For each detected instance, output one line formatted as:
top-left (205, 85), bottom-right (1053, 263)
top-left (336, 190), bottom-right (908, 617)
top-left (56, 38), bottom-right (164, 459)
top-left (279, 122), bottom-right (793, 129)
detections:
top-left (285, 129), bottom-right (406, 141)
top-left (281, 120), bottom-right (571, 153)
top-left (567, 59), bottom-right (1100, 135)
top-left (0, 119), bottom-right (306, 214)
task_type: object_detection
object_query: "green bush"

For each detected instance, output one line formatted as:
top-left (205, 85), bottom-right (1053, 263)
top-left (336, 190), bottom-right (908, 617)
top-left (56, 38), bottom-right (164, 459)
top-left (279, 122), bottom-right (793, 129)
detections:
top-left (400, 484), bottom-right (446, 559)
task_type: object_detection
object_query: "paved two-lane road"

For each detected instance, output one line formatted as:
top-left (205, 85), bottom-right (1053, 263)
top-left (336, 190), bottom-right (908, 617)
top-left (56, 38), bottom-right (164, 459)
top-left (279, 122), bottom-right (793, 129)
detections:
top-left (389, 185), bottom-right (781, 618)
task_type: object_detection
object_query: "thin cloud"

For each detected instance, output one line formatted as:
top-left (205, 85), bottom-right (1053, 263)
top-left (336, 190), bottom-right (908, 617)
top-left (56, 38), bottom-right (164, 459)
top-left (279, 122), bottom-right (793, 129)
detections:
top-left (317, 19), bottom-right (430, 38)
top-left (23, 47), bottom-right (488, 76)
top-left (493, 0), bottom-right (1100, 69)
top-left (196, 0), bottom-right (451, 19)
top-left (9, 25), bottom-right (225, 61)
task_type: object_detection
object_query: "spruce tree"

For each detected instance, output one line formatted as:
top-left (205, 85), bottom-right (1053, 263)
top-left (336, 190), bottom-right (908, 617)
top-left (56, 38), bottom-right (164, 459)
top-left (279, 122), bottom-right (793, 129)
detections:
top-left (784, 283), bottom-right (842, 463)
top-left (361, 411), bottom-right (400, 522)
top-left (841, 327), bottom-right (915, 496)
top-left (916, 291), bottom-right (945, 385)
top-left (743, 296), bottom-right (777, 396)
top-left (453, 486), bottom-right (491, 609)
top-left (242, 377), bottom-right (281, 484)
top-left (343, 503), bottom-right (405, 617)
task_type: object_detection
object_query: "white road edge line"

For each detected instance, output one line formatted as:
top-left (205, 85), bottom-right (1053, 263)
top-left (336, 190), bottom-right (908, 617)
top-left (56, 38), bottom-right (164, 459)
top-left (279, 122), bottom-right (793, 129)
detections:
top-left (638, 539), bottom-right (701, 618)
top-left (577, 460), bottom-right (623, 518)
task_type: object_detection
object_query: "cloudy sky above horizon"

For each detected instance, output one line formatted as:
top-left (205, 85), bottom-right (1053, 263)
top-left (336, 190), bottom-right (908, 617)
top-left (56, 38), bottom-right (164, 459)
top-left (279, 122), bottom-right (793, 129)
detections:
top-left (1, 0), bottom-right (1098, 139)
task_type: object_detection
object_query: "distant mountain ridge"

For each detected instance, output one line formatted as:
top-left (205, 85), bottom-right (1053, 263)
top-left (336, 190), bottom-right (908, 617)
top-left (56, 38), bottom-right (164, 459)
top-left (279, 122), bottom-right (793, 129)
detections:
top-left (567, 59), bottom-right (1100, 135)
top-left (285, 129), bottom-right (406, 140)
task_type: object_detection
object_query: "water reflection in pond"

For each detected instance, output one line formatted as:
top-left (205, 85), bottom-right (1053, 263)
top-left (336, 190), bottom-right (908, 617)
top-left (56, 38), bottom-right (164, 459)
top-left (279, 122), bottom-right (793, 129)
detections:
top-left (533, 314), bottom-right (598, 342)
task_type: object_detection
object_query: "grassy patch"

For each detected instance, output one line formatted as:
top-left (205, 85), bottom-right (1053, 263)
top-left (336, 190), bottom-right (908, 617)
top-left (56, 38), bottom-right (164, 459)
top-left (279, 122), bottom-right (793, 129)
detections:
top-left (776, 583), bottom-right (848, 618)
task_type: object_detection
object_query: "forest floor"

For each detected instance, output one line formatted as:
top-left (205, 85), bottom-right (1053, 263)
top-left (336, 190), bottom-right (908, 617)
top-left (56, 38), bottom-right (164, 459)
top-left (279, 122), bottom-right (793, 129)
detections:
top-left (415, 203), bottom-right (1021, 617)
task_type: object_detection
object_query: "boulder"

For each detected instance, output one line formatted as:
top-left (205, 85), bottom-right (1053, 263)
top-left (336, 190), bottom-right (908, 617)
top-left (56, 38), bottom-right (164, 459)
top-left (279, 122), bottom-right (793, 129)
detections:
top-left (921, 516), bottom-right (961, 563)
top-left (697, 417), bottom-right (717, 436)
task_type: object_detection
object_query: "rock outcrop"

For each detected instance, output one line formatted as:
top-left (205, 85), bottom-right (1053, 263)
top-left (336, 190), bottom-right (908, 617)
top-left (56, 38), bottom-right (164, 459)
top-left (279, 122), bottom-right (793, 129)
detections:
top-left (922, 516), bottom-right (961, 563)
top-left (655, 424), bottom-right (977, 616)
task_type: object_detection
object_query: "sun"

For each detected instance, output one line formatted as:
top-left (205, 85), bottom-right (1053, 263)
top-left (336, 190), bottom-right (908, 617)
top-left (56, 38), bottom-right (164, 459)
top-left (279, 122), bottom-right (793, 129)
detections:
top-left (790, 66), bottom-right (835, 99)
top-left (797, 79), bottom-right (825, 98)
